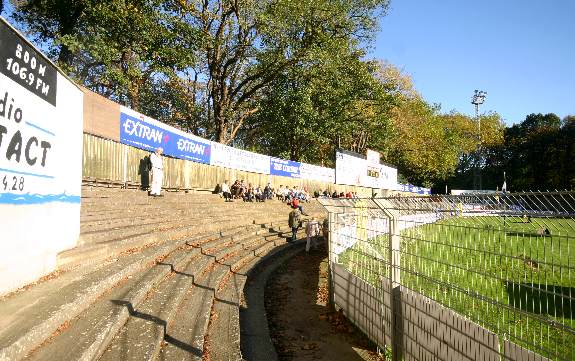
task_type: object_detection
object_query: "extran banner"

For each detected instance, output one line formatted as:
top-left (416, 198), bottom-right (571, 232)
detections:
top-left (119, 106), bottom-right (211, 164)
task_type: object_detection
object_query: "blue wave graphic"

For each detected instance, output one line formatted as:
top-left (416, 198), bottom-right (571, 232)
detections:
top-left (0, 192), bottom-right (81, 205)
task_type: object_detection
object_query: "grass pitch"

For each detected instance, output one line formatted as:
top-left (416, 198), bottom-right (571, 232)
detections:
top-left (338, 216), bottom-right (575, 360)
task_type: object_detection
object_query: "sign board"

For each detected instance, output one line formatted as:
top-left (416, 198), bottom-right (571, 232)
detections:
top-left (366, 149), bottom-right (380, 166)
top-left (120, 106), bottom-right (211, 164)
top-left (397, 183), bottom-right (431, 195)
top-left (377, 163), bottom-right (398, 190)
top-left (0, 19), bottom-right (83, 294)
top-left (335, 150), bottom-right (367, 186)
top-left (336, 150), bottom-right (397, 190)
top-left (210, 142), bottom-right (270, 174)
top-left (300, 162), bottom-right (335, 183)
top-left (270, 157), bottom-right (300, 178)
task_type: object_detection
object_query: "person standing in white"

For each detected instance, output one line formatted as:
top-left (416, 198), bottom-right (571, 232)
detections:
top-left (150, 147), bottom-right (164, 197)
top-left (305, 217), bottom-right (320, 252)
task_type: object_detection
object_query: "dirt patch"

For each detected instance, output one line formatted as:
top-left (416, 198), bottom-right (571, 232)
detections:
top-left (265, 244), bottom-right (386, 361)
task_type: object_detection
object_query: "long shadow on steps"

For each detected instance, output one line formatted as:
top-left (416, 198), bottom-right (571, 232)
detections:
top-left (157, 261), bottom-right (196, 279)
top-left (111, 300), bottom-right (203, 357)
top-left (158, 260), bottom-right (240, 308)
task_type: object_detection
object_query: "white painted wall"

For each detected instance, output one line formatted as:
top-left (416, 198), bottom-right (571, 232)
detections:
top-left (0, 20), bottom-right (83, 295)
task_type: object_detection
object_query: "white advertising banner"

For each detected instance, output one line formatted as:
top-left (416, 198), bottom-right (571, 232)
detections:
top-left (366, 149), bottom-right (380, 166)
top-left (0, 19), bottom-right (83, 294)
top-left (210, 142), bottom-right (270, 175)
top-left (336, 150), bottom-right (397, 190)
top-left (335, 151), bottom-right (367, 186)
top-left (300, 162), bottom-right (335, 183)
top-left (378, 163), bottom-right (398, 190)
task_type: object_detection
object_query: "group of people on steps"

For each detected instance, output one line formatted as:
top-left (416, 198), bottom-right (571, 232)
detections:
top-left (147, 147), bottom-right (328, 251)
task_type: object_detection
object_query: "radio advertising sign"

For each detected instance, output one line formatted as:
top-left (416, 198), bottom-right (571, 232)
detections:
top-left (0, 19), bottom-right (84, 294)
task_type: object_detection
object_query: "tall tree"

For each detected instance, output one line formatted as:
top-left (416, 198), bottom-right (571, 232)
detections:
top-left (173, 0), bottom-right (389, 144)
top-left (13, 0), bottom-right (199, 111)
top-left (501, 113), bottom-right (570, 191)
top-left (244, 48), bottom-right (394, 164)
top-left (12, 0), bottom-right (90, 65)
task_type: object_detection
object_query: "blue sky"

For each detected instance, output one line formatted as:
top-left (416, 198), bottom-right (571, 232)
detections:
top-left (372, 0), bottom-right (575, 125)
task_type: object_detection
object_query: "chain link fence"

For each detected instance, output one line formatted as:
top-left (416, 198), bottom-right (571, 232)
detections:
top-left (319, 192), bottom-right (575, 361)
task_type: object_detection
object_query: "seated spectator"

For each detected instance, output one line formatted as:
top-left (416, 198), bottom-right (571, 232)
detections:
top-left (243, 183), bottom-right (254, 202)
top-left (285, 187), bottom-right (294, 202)
top-left (332, 191), bottom-right (338, 198)
top-left (339, 192), bottom-right (345, 198)
top-left (221, 180), bottom-right (232, 202)
top-left (231, 180), bottom-right (241, 199)
top-left (277, 185), bottom-right (285, 201)
top-left (313, 190), bottom-right (320, 198)
top-left (346, 191), bottom-right (353, 198)
top-left (284, 186), bottom-right (292, 201)
top-left (323, 189), bottom-right (330, 198)
top-left (255, 185), bottom-right (265, 202)
top-left (264, 183), bottom-right (273, 200)
top-left (301, 187), bottom-right (310, 202)
top-left (238, 180), bottom-right (247, 199)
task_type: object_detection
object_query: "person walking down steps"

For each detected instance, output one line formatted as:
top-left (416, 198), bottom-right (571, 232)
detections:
top-left (288, 204), bottom-right (302, 242)
top-left (150, 147), bottom-right (164, 197)
top-left (305, 217), bottom-right (320, 252)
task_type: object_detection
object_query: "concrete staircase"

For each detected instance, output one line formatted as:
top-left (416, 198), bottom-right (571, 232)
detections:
top-left (0, 184), bottom-right (326, 361)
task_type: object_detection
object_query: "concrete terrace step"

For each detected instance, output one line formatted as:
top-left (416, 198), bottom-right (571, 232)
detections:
top-left (58, 221), bottom-right (264, 269)
top-left (0, 236), bottom-right (203, 361)
top-left (80, 207), bottom-right (293, 237)
top-left (2, 226), bottom-right (289, 361)
top-left (99, 253), bottom-right (215, 361)
top-left (0, 184), bottom-right (327, 361)
top-left (99, 225), bottom-right (279, 361)
top-left (72, 212), bottom-right (295, 264)
top-left (24, 246), bottom-right (201, 361)
top-left (80, 191), bottom-right (283, 208)
top-left (79, 209), bottom-right (289, 236)
top-left (80, 205), bottom-right (293, 225)
top-left (157, 230), bottom-right (303, 360)
top-left (203, 232), bottom-right (308, 361)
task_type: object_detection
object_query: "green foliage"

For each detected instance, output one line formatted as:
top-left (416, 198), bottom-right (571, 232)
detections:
top-left (16, 1), bottom-right (572, 191)
top-left (244, 43), bottom-right (395, 165)
top-left (445, 113), bottom-right (575, 192)
top-left (339, 216), bottom-right (575, 359)
top-left (502, 113), bottom-right (574, 191)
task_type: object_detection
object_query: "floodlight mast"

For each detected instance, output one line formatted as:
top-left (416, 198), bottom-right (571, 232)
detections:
top-left (471, 90), bottom-right (487, 190)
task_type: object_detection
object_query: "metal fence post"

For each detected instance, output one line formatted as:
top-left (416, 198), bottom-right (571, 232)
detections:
top-left (373, 199), bottom-right (403, 361)
top-left (389, 214), bottom-right (403, 361)
top-left (328, 210), bottom-right (336, 309)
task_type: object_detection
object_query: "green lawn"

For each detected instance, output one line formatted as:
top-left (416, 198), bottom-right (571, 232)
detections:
top-left (337, 216), bottom-right (575, 360)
